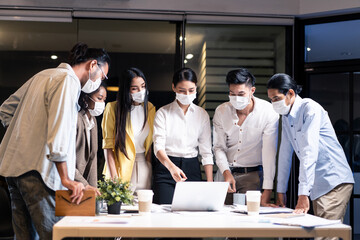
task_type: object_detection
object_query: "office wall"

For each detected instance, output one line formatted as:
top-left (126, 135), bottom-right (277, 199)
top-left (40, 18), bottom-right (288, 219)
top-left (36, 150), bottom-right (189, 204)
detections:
top-left (299, 0), bottom-right (360, 16)
top-left (0, 0), bottom-right (298, 16)
top-left (1, 0), bottom-right (360, 17)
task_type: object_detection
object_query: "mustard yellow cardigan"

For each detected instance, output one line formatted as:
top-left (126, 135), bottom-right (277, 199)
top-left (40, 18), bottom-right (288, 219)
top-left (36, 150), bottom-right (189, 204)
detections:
top-left (101, 101), bottom-right (156, 181)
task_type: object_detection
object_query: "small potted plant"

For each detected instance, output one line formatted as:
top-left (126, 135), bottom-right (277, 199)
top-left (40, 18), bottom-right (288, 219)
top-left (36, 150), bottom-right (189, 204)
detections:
top-left (97, 177), bottom-right (134, 214)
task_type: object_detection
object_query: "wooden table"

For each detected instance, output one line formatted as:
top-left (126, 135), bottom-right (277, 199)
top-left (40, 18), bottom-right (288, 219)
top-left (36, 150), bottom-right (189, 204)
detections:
top-left (53, 210), bottom-right (352, 240)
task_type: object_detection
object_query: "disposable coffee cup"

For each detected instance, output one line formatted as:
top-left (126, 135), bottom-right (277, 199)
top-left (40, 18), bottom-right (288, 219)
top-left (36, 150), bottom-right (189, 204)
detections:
top-left (137, 190), bottom-right (153, 215)
top-left (233, 193), bottom-right (246, 205)
top-left (246, 190), bottom-right (261, 215)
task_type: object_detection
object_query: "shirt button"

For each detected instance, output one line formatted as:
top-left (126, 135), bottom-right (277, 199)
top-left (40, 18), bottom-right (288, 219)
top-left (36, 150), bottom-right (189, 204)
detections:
top-left (240, 129), bottom-right (242, 132)
top-left (234, 123), bottom-right (236, 125)
top-left (294, 138), bottom-right (296, 141)
top-left (239, 141), bottom-right (241, 143)
top-left (234, 160), bottom-right (236, 162)
top-left (298, 151), bottom-right (300, 153)
top-left (291, 125), bottom-right (293, 127)
top-left (237, 149), bottom-right (240, 151)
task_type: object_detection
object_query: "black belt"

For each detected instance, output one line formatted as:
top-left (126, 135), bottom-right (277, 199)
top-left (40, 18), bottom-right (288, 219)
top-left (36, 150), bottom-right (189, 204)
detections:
top-left (230, 165), bottom-right (262, 174)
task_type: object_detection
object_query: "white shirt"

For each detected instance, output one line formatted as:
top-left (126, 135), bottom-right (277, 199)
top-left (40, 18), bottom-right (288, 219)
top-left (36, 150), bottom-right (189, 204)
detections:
top-left (83, 113), bottom-right (95, 148)
top-left (131, 104), bottom-right (149, 154)
top-left (153, 100), bottom-right (213, 165)
top-left (0, 63), bottom-right (81, 191)
top-left (212, 97), bottom-right (279, 189)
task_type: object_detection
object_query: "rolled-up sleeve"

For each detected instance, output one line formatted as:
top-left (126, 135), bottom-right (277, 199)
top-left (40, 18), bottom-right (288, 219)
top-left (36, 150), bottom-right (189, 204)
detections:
top-left (198, 112), bottom-right (213, 165)
top-left (212, 108), bottom-right (230, 173)
top-left (46, 76), bottom-right (79, 162)
top-left (261, 111), bottom-right (279, 189)
top-left (153, 109), bottom-right (166, 156)
top-left (102, 103), bottom-right (116, 149)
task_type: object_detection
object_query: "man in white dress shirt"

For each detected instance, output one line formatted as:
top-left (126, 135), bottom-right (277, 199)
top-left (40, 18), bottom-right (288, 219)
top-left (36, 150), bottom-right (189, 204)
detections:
top-left (0, 43), bottom-right (110, 239)
top-left (213, 68), bottom-right (279, 206)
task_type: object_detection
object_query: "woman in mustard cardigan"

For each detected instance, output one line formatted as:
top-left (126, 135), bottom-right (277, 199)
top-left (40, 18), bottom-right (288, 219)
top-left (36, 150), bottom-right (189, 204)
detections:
top-left (101, 68), bottom-right (155, 190)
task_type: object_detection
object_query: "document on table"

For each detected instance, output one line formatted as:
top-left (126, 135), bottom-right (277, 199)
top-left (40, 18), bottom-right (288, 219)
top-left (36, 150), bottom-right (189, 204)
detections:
top-left (233, 205), bottom-right (294, 214)
top-left (271, 214), bottom-right (341, 228)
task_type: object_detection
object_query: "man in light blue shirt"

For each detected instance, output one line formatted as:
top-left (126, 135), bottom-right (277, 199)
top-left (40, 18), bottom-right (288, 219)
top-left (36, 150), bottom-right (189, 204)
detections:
top-left (267, 73), bottom-right (354, 221)
top-left (0, 43), bottom-right (110, 239)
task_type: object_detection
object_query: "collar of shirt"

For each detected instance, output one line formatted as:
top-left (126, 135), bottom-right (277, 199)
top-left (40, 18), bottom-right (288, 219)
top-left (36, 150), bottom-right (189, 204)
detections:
top-left (230, 96), bottom-right (258, 119)
top-left (58, 63), bottom-right (81, 110)
top-left (170, 99), bottom-right (196, 115)
top-left (57, 63), bottom-right (81, 89)
top-left (288, 95), bottom-right (303, 119)
top-left (81, 110), bottom-right (95, 131)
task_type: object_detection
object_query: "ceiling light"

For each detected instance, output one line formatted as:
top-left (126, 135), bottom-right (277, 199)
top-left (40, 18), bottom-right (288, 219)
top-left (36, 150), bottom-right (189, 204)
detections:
top-left (306, 47), bottom-right (311, 52)
top-left (186, 54), bottom-right (194, 60)
top-left (184, 59), bottom-right (188, 64)
top-left (51, 55), bottom-right (58, 60)
top-left (179, 36), bottom-right (186, 41)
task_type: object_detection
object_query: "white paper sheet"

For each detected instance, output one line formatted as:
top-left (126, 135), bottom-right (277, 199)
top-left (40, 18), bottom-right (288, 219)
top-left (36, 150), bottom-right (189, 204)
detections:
top-left (271, 214), bottom-right (341, 228)
top-left (232, 205), bottom-right (294, 214)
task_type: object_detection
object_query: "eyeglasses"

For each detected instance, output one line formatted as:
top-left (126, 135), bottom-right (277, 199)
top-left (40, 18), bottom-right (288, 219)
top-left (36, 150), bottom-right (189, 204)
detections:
top-left (97, 64), bottom-right (108, 80)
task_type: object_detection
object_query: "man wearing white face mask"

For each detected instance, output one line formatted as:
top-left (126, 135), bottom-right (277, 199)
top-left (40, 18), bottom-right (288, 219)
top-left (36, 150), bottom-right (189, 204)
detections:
top-left (75, 84), bottom-right (107, 194)
top-left (0, 42), bottom-right (110, 239)
top-left (213, 68), bottom-right (279, 206)
top-left (267, 73), bottom-right (353, 222)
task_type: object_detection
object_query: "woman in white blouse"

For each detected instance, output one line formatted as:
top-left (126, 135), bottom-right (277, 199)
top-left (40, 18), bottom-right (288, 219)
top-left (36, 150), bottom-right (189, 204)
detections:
top-left (102, 68), bottom-right (156, 191)
top-left (153, 68), bottom-right (214, 204)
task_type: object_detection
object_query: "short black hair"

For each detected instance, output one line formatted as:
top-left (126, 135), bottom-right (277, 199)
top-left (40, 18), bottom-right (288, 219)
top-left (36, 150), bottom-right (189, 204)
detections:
top-left (173, 68), bottom-right (197, 87)
top-left (267, 73), bottom-right (302, 95)
top-left (68, 42), bottom-right (111, 67)
top-left (226, 68), bottom-right (255, 87)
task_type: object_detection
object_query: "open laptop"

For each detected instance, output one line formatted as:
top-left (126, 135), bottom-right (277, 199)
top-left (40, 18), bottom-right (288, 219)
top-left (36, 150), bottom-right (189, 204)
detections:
top-left (168, 181), bottom-right (229, 211)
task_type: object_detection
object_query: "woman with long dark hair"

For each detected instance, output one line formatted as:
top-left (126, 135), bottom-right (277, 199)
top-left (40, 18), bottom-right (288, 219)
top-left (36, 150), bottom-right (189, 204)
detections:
top-left (75, 83), bottom-right (107, 195)
top-left (102, 68), bottom-right (155, 190)
top-left (152, 68), bottom-right (214, 204)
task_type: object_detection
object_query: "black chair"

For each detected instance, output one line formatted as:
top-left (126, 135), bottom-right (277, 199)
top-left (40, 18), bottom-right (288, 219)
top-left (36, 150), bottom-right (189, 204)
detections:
top-left (0, 178), bottom-right (14, 240)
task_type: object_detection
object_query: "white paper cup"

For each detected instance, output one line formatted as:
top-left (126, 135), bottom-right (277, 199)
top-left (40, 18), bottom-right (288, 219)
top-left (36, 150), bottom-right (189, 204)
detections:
top-left (137, 190), bottom-right (153, 215)
top-left (246, 191), bottom-right (261, 215)
top-left (233, 193), bottom-right (246, 205)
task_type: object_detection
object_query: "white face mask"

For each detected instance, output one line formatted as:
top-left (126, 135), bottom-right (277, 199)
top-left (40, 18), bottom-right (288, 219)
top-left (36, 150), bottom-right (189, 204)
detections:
top-left (88, 98), bottom-right (105, 116)
top-left (131, 89), bottom-right (146, 103)
top-left (272, 98), bottom-right (291, 115)
top-left (176, 92), bottom-right (196, 105)
top-left (229, 95), bottom-right (250, 110)
top-left (82, 70), bottom-right (102, 93)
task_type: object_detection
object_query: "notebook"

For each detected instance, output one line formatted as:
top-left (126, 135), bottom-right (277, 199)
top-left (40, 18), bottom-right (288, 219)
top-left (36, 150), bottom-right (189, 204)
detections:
top-left (169, 181), bottom-right (229, 211)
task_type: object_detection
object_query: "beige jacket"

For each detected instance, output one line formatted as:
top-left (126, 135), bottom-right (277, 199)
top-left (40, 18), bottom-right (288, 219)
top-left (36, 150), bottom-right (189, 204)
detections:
top-left (75, 110), bottom-right (98, 187)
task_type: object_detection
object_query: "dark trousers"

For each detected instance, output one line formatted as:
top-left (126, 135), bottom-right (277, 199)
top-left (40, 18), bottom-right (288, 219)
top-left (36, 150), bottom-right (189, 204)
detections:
top-left (225, 169), bottom-right (263, 205)
top-left (6, 170), bottom-right (62, 240)
top-left (153, 156), bottom-right (201, 204)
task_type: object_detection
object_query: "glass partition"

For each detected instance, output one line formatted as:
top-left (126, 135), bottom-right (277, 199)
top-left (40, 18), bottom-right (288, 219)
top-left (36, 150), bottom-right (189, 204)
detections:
top-left (305, 19), bottom-right (360, 62)
top-left (184, 24), bottom-right (286, 117)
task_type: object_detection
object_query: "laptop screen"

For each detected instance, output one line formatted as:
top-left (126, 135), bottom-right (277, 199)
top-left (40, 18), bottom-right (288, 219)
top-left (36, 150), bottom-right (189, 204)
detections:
top-left (171, 181), bottom-right (229, 211)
